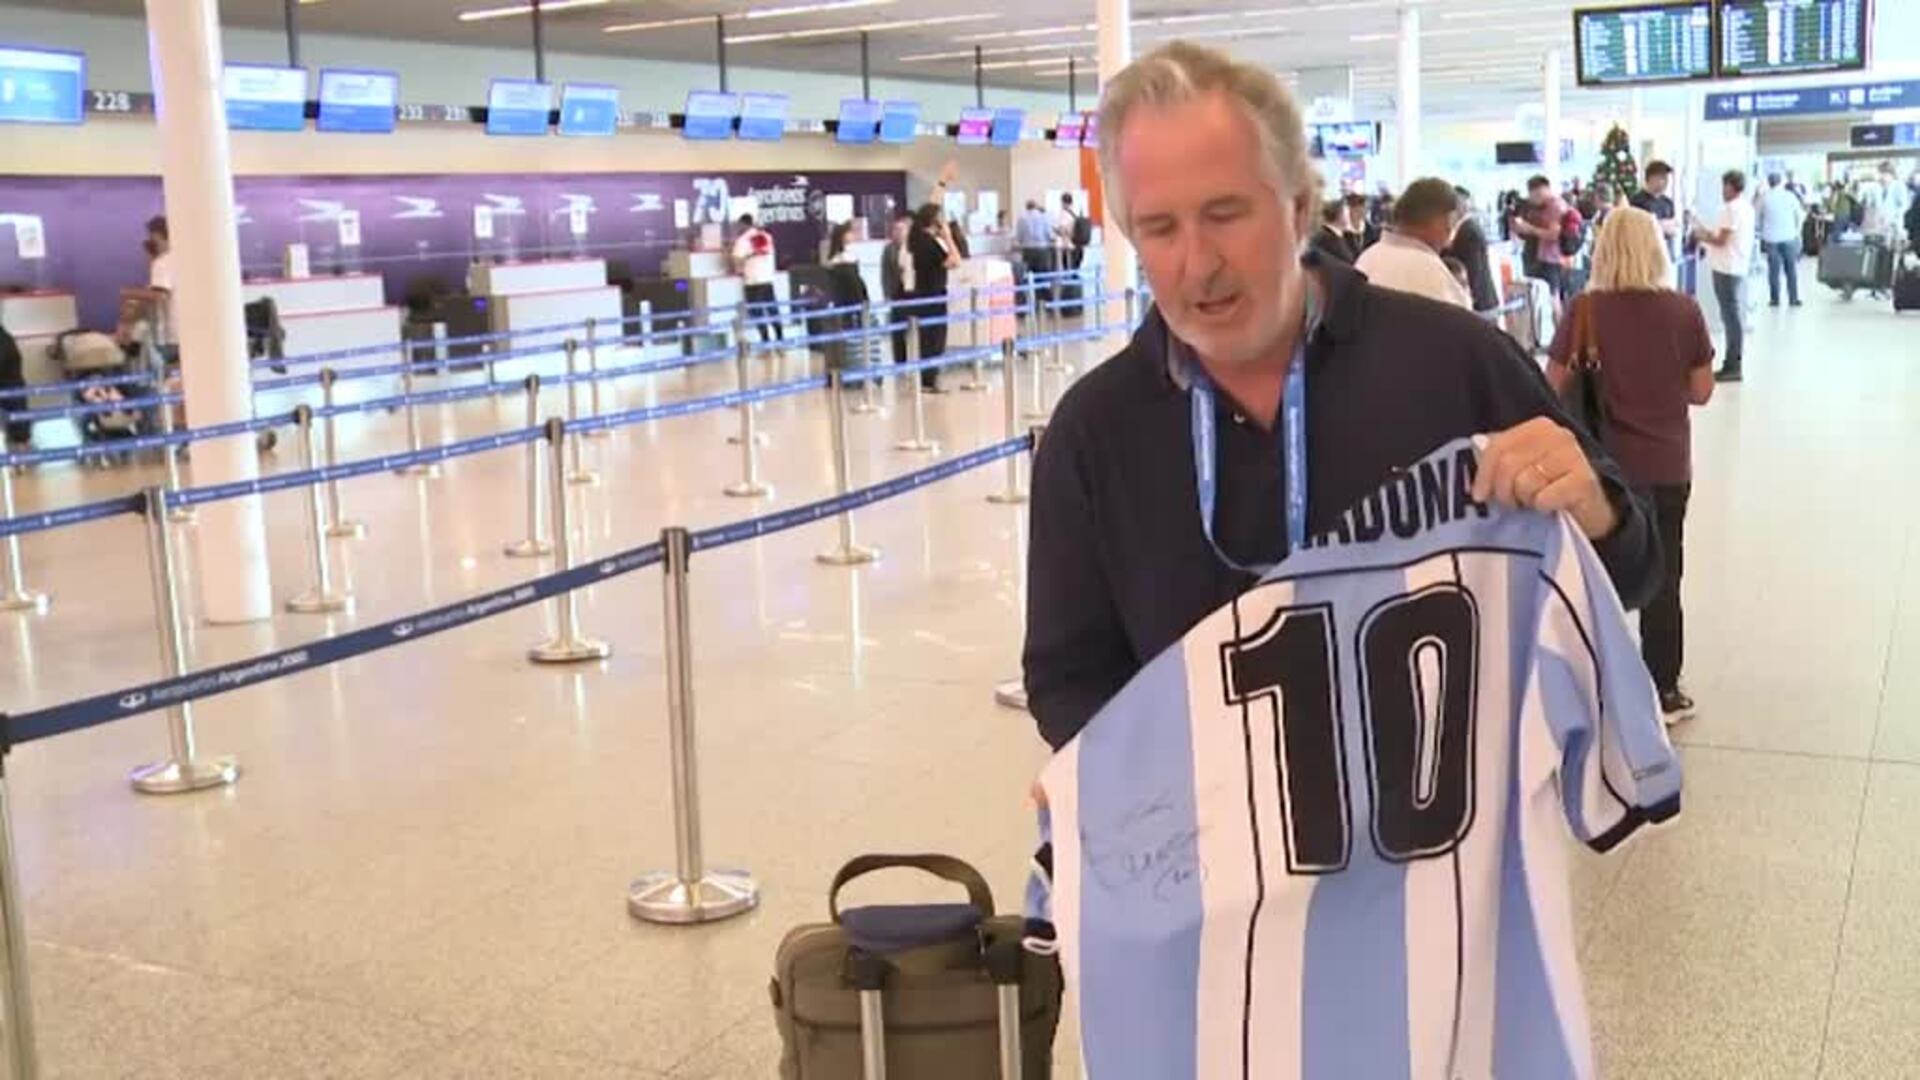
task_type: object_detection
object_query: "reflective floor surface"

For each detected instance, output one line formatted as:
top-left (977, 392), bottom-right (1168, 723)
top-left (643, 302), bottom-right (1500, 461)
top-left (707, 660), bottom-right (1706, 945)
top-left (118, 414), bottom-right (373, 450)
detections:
top-left (3, 285), bottom-right (1919, 1077)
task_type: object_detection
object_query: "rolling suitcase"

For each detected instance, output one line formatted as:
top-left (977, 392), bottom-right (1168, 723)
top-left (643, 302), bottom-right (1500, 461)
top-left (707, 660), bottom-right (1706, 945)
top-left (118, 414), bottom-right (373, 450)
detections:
top-left (1895, 249), bottom-right (1920, 313)
top-left (771, 854), bottom-right (1061, 1079)
top-left (1819, 240), bottom-right (1879, 299)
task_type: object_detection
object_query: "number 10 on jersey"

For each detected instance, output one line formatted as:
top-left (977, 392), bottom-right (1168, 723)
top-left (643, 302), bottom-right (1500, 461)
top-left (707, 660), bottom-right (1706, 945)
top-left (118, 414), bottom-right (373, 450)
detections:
top-left (1222, 583), bottom-right (1480, 875)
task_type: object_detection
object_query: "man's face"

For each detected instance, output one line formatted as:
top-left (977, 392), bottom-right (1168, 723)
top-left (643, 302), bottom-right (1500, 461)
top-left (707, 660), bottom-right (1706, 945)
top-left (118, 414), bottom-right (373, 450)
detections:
top-left (1723, 182), bottom-right (1738, 202)
top-left (891, 218), bottom-right (910, 242)
top-left (1645, 172), bottom-right (1669, 196)
top-left (1528, 185), bottom-right (1551, 207)
top-left (1116, 91), bottom-right (1306, 370)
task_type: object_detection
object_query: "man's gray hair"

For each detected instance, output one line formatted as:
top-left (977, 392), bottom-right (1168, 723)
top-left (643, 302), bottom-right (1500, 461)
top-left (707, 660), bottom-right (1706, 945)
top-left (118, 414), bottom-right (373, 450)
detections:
top-left (1095, 41), bottom-right (1314, 233)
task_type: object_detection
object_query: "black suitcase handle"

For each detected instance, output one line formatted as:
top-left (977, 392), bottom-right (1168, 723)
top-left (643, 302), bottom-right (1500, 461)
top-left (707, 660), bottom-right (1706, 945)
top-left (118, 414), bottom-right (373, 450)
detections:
top-left (830, 854), bottom-right (996, 923)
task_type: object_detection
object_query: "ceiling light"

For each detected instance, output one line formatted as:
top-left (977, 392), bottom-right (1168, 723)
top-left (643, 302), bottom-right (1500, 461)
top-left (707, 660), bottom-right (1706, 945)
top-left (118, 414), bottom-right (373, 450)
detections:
top-left (979, 54), bottom-right (1094, 71)
top-left (1351, 27), bottom-right (1473, 43)
top-left (459, 0), bottom-right (607, 21)
top-left (898, 39), bottom-right (1093, 62)
top-left (725, 11), bottom-right (998, 44)
top-left (955, 23), bottom-right (1092, 42)
top-left (604, 15), bottom-right (713, 32)
top-left (743, 0), bottom-right (893, 19)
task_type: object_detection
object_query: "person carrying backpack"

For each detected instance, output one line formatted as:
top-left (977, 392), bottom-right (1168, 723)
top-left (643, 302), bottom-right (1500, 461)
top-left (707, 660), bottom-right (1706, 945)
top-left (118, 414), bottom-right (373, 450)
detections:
top-left (1061, 193), bottom-right (1092, 271)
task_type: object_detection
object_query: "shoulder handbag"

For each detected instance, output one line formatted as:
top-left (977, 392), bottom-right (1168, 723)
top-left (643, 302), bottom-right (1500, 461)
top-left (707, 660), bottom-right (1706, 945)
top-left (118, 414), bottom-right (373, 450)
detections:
top-left (1559, 293), bottom-right (1610, 437)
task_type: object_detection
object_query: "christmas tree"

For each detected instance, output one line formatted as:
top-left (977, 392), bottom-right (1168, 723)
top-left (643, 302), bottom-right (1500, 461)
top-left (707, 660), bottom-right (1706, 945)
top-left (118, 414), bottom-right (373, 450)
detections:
top-left (1592, 124), bottom-right (1639, 202)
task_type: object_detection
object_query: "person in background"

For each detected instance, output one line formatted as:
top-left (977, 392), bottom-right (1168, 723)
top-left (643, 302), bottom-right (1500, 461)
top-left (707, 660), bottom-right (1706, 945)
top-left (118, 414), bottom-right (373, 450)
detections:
top-left (1057, 192), bottom-right (1089, 271)
top-left (1631, 161), bottom-right (1680, 242)
top-left (1307, 199), bottom-right (1357, 265)
top-left (823, 222), bottom-right (871, 373)
top-left (1342, 191), bottom-right (1373, 252)
top-left (1511, 174), bottom-right (1571, 303)
top-left (1016, 198), bottom-right (1058, 298)
top-left (880, 208), bottom-right (915, 370)
top-left (1547, 206), bottom-right (1715, 723)
top-left (908, 202), bottom-right (961, 393)
top-left (1353, 177), bottom-right (1472, 309)
top-left (730, 214), bottom-right (783, 345)
top-left (1881, 162), bottom-right (1912, 245)
top-left (1757, 173), bottom-right (1806, 308)
top-left (1691, 170), bottom-right (1755, 383)
top-left (1445, 185), bottom-right (1501, 313)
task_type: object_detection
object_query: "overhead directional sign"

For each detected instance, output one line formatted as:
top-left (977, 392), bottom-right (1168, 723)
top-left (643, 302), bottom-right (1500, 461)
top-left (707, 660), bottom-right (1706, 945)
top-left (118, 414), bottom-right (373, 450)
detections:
top-left (1705, 79), bottom-right (1920, 120)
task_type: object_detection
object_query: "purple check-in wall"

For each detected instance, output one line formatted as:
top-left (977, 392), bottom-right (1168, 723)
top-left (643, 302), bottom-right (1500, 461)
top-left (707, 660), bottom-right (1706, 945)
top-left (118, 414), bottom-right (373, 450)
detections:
top-left (0, 170), bottom-right (908, 330)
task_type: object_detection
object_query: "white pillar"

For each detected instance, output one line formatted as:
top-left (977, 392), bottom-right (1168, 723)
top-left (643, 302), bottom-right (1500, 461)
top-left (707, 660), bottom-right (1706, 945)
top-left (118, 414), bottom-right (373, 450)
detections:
top-left (1396, 5), bottom-right (1421, 188)
top-left (1542, 49), bottom-right (1563, 187)
top-left (146, 0), bottom-right (273, 622)
top-left (1628, 86), bottom-right (1645, 149)
top-left (1096, 0), bottom-right (1136, 300)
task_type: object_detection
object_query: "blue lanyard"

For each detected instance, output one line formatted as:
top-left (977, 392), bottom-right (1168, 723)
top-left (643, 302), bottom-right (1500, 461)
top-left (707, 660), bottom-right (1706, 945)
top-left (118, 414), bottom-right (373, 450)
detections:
top-left (1188, 340), bottom-right (1309, 577)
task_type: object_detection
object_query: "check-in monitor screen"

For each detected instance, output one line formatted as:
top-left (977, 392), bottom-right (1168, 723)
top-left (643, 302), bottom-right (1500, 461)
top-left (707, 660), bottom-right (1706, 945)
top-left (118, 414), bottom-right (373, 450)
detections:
top-left (317, 68), bottom-right (399, 133)
top-left (486, 79), bottom-right (553, 136)
top-left (558, 83), bottom-right (619, 136)
top-left (0, 46), bottom-right (85, 125)
top-left (224, 64), bottom-right (308, 132)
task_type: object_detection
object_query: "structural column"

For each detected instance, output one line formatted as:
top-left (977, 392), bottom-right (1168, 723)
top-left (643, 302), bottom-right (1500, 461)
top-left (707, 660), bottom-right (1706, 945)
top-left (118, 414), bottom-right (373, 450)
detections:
top-left (1395, 5), bottom-right (1421, 188)
top-left (1095, 0), bottom-right (1136, 300)
top-left (146, 0), bottom-right (274, 621)
top-left (1542, 48), bottom-right (1564, 188)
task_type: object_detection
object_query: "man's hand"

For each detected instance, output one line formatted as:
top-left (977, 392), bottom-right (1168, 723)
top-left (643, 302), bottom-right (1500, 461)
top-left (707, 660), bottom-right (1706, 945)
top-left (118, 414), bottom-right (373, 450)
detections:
top-left (1473, 417), bottom-right (1620, 541)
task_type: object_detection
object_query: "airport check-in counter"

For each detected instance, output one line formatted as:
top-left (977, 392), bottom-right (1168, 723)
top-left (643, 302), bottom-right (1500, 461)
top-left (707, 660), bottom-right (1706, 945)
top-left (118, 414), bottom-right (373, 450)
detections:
top-left (469, 258), bottom-right (622, 383)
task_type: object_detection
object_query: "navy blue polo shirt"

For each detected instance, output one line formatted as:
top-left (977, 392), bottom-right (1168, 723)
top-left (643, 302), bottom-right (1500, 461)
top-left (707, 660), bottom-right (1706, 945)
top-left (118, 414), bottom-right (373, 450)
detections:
top-left (1021, 257), bottom-right (1658, 750)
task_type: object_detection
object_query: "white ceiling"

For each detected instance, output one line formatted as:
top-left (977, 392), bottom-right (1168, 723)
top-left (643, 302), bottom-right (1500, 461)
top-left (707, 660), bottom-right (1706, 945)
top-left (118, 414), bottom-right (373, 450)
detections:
top-left (24, 0), bottom-right (1664, 117)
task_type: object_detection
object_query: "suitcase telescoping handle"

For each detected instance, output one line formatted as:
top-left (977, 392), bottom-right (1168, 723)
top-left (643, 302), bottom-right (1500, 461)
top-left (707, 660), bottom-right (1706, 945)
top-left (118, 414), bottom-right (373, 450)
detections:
top-left (829, 854), bottom-right (997, 923)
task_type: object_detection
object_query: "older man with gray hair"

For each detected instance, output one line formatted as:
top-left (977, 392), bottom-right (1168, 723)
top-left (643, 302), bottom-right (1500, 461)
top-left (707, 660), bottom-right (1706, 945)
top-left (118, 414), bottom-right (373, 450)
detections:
top-left (1024, 41), bottom-right (1656, 747)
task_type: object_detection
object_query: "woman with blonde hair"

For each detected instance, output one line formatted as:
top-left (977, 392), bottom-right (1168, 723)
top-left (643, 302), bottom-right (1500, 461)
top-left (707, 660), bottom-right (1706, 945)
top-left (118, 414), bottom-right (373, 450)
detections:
top-left (1548, 205), bottom-right (1715, 723)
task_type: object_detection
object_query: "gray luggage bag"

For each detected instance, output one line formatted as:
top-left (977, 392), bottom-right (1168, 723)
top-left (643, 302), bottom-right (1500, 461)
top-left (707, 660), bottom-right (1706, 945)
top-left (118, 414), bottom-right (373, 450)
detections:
top-left (771, 854), bottom-right (1061, 1079)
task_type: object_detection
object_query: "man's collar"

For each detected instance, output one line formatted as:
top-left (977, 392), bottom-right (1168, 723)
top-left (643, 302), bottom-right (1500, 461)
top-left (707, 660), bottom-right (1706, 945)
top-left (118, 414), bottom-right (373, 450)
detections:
top-left (1156, 252), bottom-right (1363, 392)
top-left (1378, 229), bottom-right (1439, 257)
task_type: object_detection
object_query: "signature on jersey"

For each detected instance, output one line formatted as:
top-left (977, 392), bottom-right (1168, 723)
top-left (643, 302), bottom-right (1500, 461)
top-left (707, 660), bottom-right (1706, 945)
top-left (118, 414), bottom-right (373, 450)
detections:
top-left (1088, 793), bottom-right (1204, 903)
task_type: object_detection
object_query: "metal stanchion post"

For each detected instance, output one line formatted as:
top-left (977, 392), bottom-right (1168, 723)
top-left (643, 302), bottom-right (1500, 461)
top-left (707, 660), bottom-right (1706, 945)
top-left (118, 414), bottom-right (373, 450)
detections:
top-left (958, 285), bottom-right (989, 392)
top-left (504, 375), bottom-right (553, 558)
top-left (562, 339), bottom-right (600, 486)
top-left (629, 525), bottom-right (760, 925)
top-left (815, 371), bottom-right (880, 567)
top-left (0, 463), bottom-right (48, 614)
top-left (529, 418), bottom-right (611, 664)
top-left (986, 339), bottom-right (1029, 506)
top-left (1124, 285), bottom-right (1139, 333)
top-left (1025, 306), bottom-right (1049, 422)
top-left (726, 311), bottom-right (771, 448)
top-left (894, 316), bottom-right (939, 454)
top-left (396, 359), bottom-right (440, 478)
top-left (156, 396), bottom-right (195, 523)
top-left (130, 487), bottom-right (239, 794)
top-left (318, 368), bottom-right (365, 539)
top-left (0, 755), bottom-right (41, 1080)
top-left (851, 306), bottom-right (881, 415)
top-left (285, 406), bottom-right (353, 615)
top-left (1044, 292), bottom-right (1070, 374)
top-left (584, 318), bottom-right (610, 439)
top-left (723, 327), bottom-right (772, 498)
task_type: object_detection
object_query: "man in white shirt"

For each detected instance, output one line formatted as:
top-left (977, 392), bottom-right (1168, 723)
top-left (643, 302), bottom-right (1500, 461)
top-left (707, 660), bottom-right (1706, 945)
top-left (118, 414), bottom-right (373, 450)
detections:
top-left (1756, 173), bottom-right (1806, 308)
top-left (730, 214), bottom-right (782, 344)
top-left (1353, 177), bottom-right (1472, 309)
top-left (1692, 170), bottom-right (1755, 383)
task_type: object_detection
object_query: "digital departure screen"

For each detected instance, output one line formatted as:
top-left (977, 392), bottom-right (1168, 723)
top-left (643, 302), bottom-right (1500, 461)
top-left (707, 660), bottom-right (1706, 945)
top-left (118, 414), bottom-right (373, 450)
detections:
top-left (1573, 2), bottom-right (1714, 87)
top-left (486, 79), bottom-right (553, 136)
top-left (682, 91), bottom-right (739, 140)
top-left (316, 68), bottom-right (398, 133)
top-left (736, 93), bottom-right (789, 141)
top-left (1053, 113), bottom-right (1085, 148)
top-left (955, 107), bottom-right (993, 146)
top-left (989, 107), bottom-right (1025, 148)
top-left (1311, 121), bottom-right (1378, 157)
top-left (837, 98), bottom-right (881, 144)
top-left (0, 46), bottom-right (85, 125)
top-left (879, 100), bottom-right (921, 144)
top-left (1717, 0), bottom-right (1870, 77)
top-left (224, 64), bottom-right (307, 132)
top-left (558, 83), bottom-right (619, 136)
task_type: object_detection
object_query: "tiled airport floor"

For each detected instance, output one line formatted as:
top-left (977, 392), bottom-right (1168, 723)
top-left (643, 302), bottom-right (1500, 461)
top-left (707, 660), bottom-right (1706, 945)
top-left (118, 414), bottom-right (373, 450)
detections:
top-left (2, 282), bottom-right (1917, 1078)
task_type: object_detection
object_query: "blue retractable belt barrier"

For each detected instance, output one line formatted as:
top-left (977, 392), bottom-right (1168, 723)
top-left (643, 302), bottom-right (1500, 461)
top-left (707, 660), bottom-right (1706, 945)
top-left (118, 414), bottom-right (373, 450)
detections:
top-left (0, 493), bottom-right (147, 539)
top-left (841, 343), bottom-right (1001, 384)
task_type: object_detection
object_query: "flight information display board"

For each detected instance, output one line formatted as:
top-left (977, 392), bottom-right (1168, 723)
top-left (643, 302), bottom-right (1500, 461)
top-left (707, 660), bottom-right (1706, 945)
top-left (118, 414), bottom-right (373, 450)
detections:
top-left (317, 68), bottom-right (398, 133)
top-left (879, 100), bottom-right (920, 144)
top-left (1718, 0), bottom-right (1870, 77)
top-left (0, 45), bottom-right (84, 125)
top-left (682, 91), bottom-right (738, 140)
top-left (224, 64), bottom-right (307, 131)
top-left (1053, 113), bottom-right (1085, 148)
top-left (485, 79), bottom-right (552, 136)
top-left (955, 107), bottom-right (993, 146)
top-left (1573, 2), bottom-right (1714, 87)
top-left (736, 93), bottom-right (788, 141)
top-left (837, 99), bottom-right (881, 144)
top-left (558, 83), bottom-right (619, 136)
top-left (989, 108), bottom-right (1025, 148)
